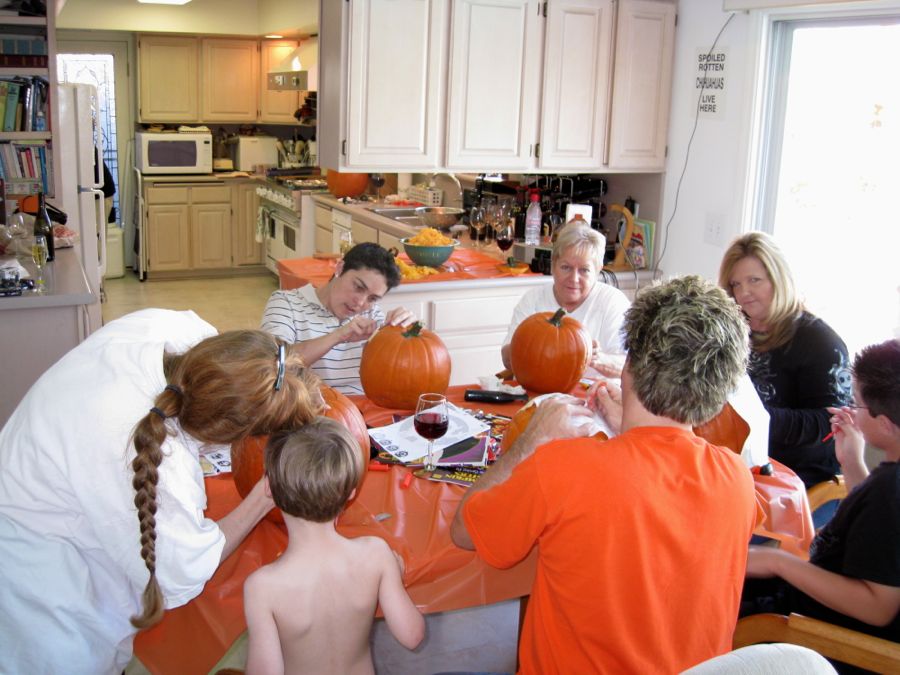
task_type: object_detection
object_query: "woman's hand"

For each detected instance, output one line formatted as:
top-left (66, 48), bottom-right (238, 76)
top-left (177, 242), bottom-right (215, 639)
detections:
top-left (338, 316), bottom-right (378, 343)
top-left (826, 405), bottom-right (868, 490)
top-left (587, 380), bottom-right (623, 435)
top-left (385, 307), bottom-right (415, 327)
top-left (589, 341), bottom-right (625, 378)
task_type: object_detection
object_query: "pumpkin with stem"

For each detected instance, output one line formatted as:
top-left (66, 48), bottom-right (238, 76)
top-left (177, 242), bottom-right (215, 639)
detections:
top-left (500, 394), bottom-right (608, 452)
top-left (360, 321), bottom-right (451, 410)
top-left (231, 386), bottom-right (370, 525)
top-left (510, 308), bottom-right (590, 394)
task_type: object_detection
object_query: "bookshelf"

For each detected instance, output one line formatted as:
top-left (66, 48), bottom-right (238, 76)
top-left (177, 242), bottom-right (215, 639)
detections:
top-left (0, 2), bottom-right (55, 199)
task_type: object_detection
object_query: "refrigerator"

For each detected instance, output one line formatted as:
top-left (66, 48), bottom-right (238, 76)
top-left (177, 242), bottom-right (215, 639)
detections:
top-left (56, 83), bottom-right (106, 334)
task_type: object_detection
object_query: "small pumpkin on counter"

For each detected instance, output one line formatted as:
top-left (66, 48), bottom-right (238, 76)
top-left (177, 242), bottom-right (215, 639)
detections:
top-left (359, 321), bottom-right (451, 410)
top-left (509, 308), bottom-right (591, 394)
top-left (326, 170), bottom-right (369, 199)
top-left (231, 386), bottom-right (370, 525)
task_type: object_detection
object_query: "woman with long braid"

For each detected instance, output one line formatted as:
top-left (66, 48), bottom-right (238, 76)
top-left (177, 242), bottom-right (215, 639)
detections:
top-left (0, 308), bottom-right (321, 674)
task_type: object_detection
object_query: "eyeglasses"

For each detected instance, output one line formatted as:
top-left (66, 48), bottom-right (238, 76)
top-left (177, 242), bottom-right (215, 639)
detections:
top-left (274, 344), bottom-right (286, 391)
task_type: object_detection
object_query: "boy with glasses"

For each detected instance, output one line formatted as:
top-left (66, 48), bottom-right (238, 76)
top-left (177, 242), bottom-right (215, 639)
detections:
top-left (742, 339), bottom-right (900, 644)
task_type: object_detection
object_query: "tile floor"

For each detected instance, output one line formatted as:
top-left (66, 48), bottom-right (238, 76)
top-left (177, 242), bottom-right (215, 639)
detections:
top-left (109, 269), bottom-right (520, 675)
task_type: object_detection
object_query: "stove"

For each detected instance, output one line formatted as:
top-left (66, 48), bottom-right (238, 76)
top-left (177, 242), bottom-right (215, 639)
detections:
top-left (256, 177), bottom-right (329, 273)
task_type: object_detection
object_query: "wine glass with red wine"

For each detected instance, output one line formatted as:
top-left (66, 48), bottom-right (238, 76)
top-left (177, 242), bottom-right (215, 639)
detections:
top-left (495, 219), bottom-right (514, 254)
top-left (414, 393), bottom-right (449, 472)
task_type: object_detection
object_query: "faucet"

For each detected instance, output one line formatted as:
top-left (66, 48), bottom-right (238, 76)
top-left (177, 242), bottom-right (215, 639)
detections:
top-left (429, 172), bottom-right (463, 209)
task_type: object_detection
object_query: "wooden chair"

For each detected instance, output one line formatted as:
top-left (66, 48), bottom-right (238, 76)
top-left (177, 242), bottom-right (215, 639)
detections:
top-left (807, 475), bottom-right (848, 513)
top-left (733, 612), bottom-right (900, 674)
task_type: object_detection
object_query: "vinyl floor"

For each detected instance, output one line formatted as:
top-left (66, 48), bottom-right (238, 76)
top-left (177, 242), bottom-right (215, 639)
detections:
top-left (107, 269), bottom-right (520, 675)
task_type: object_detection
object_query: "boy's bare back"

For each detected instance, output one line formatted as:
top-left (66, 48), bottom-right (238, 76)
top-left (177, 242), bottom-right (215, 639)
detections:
top-left (244, 531), bottom-right (423, 675)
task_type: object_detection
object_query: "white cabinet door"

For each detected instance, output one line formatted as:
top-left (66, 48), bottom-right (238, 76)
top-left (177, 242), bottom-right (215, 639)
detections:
top-left (345, 0), bottom-right (447, 169)
top-left (538, 0), bottom-right (615, 170)
top-left (201, 39), bottom-right (260, 123)
top-left (606, 0), bottom-right (676, 170)
top-left (445, 0), bottom-right (543, 171)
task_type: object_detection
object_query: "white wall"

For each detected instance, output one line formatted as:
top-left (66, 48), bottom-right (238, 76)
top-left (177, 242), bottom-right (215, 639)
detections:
top-left (659, 1), bottom-right (757, 281)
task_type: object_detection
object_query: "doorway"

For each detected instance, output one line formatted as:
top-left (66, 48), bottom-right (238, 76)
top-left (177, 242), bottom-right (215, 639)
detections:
top-left (56, 35), bottom-right (135, 268)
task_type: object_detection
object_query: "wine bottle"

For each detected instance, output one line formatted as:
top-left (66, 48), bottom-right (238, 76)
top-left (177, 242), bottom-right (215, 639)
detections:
top-left (34, 192), bottom-right (54, 262)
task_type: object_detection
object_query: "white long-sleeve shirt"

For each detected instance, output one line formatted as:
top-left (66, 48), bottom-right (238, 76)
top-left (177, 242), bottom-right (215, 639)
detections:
top-left (0, 309), bottom-right (224, 674)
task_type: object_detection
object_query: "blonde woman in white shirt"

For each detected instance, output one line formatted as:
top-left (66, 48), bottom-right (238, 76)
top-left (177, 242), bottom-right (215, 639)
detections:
top-left (502, 222), bottom-right (630, 378)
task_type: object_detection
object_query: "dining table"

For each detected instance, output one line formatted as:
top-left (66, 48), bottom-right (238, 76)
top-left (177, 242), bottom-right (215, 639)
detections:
top-left (132, 385), bottom-right (814, 674)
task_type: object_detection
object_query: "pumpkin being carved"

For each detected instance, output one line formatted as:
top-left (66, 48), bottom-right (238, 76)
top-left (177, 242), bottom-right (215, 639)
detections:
top-left (359, 321), bottom-right (451, 410)
top-left (500, 394), bottom-right (608, 452)
top-left (231, 386), bottom-right (370, 525)
top-left (510, 308), bottom-right (591, 394)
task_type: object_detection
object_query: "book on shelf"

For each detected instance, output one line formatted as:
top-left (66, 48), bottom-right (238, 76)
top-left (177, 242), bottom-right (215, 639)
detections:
top-left (2, 79), bottom-right (18, 131)
top-left (0, 75), bottom-right (47, 131)
top-left (0, 137), bottom-right (50, 194)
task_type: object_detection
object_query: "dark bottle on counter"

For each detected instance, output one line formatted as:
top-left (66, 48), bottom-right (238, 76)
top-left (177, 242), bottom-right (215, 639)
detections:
top-left (34, 192), bottom-right (55, 262)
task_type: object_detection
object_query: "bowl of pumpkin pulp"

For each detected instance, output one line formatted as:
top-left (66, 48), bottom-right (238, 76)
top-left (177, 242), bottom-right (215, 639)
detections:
top-left (401, 227), bottom-right (459, 268)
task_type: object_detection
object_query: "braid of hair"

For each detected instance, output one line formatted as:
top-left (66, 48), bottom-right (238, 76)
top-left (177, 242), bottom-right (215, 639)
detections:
top-left (129, 386), bottom-right (180, 629)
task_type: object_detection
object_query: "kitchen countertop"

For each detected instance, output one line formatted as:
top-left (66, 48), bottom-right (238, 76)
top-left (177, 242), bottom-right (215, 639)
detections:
top-left (0, 248), bottom-right (95, 310)
top-left (139, 172), bottom-right (263, 184)
top-left (311, 193), bottom-right (658, 293)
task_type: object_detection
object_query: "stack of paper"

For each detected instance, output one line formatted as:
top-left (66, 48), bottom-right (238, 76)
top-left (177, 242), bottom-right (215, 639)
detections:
top-left (369, 403), bottom-right (491, 467)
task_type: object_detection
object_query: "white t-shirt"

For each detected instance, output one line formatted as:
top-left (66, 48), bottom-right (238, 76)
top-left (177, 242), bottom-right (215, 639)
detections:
top-left (0, 309), bottom-right (224, 674)
top-left (503, 281), bottom-right (630, 355)
top-left (261, 283), bottom-right (385, 395)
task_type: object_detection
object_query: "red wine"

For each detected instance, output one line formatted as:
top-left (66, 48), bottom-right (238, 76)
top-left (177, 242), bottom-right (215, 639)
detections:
top-left (496, 236), bottom-right (513, 251)
top-left (414, 412), bottom-right (449, 440)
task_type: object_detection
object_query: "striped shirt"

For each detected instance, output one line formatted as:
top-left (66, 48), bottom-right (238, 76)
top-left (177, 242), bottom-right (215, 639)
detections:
top-left (260, 284), bottom-right (385, 395)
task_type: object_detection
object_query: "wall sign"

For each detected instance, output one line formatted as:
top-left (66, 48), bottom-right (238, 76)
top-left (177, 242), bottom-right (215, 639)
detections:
top-left (696, 48), bottom-right (727, 118)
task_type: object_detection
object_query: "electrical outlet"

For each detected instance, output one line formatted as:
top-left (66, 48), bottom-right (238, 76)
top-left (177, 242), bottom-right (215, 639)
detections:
top-left (704, 213), bottom-right (725, 246)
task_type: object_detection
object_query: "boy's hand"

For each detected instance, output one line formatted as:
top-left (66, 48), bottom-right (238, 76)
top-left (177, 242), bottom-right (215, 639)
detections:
top-left (385, 307), bottom-right (415, 326)
top-left (746, 545), bottom-right (784, 578)
top-left (338, 316), bottom-right (377, 343)
top-left (827, 406), bottom-right (869, 489)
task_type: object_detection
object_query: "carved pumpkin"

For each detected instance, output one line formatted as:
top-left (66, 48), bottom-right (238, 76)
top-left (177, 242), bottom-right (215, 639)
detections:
top-left (510, 308), bottom-right (590, 394)
top-left (692, 402), bottom-right (749, 455)
top-left (231, 386), bottom-right (370, 525)
top-left (326, 170), bottom-right (369, 199)
top-left (359, 322), bottom-right (451, 410)
top-left (500, 394), bottom-right (608, 452)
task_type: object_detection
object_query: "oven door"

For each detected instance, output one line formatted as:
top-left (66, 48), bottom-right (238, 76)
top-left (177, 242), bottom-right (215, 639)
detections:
top-left (266, 210), bottom-right (300, 273)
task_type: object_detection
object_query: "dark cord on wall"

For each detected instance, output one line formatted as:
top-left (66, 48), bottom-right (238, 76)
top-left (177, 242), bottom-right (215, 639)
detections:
top-left (654, 12), bottom-right (737, 275)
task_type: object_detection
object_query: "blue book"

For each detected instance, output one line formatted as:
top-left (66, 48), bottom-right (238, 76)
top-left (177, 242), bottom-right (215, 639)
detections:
top-left (3, 81), bottom-right (20, 131)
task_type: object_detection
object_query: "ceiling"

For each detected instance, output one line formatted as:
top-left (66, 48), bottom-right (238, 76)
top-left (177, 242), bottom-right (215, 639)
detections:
top-left (56, 0), bottom-right (318, 38)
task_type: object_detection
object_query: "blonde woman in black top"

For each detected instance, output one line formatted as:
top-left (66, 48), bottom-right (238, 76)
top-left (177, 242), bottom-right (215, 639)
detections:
top-left (720, 232), bottom-right (852, 488)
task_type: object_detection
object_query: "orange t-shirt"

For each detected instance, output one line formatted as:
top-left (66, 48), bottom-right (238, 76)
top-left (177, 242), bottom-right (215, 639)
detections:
top-left (463, 427), bottom-right (757, 674)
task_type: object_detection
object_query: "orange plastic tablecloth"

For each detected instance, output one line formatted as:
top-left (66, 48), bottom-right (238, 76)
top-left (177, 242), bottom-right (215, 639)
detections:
top-left (132, 386), bottom-right (535, 675)
top-left (132, 387), bottom-right (813, 674)
top-left (277, 248), bottom-right (538, 290)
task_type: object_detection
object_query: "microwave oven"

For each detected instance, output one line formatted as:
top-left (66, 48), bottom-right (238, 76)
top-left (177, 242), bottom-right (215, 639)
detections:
top-left (135, 132), bottom-right (213, 175)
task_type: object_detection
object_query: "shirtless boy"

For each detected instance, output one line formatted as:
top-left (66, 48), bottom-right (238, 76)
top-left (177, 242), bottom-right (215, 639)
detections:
top-left (243, 418), bottom-right (424, 674)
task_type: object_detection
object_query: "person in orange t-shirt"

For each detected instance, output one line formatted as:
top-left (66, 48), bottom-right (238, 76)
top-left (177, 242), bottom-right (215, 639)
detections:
top-left (451, 276), bottom-right (760, 674)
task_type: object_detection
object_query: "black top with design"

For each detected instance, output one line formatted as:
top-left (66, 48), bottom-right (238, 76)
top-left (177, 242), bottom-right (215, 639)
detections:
top-left (748, 312), bottom-right (852, 487)
top-left (790, 462), bottom-right (900, 642)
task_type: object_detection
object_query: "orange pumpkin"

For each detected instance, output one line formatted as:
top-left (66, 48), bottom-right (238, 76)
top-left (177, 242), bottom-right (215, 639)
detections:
top-left (231, 386), bottom-right (370, 525)
top-left (500, 396), bottom-right (608, 452)
top-left (326, 170), bottom-right (369, 198)
top-left (510, 308), bottom-right (590, 394)
top-left (359, 321), bottom-right (451, 410)
top-left (692, 402), bottom-right (749, 455)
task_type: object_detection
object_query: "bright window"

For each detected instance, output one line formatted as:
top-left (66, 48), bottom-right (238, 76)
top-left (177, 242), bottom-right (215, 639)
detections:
top-left (752, 14), bottom-right (900, 356)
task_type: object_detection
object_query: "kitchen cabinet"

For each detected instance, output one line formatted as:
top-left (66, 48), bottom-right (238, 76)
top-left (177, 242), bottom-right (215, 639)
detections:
top-left (201, 39), bottom-right (259, 123)
top-left (260, 40), bottom-right (300, 124)
top-left (138, 35), bottom-right (200, 123)
top-left (320, 0), bottom-right (675, 173)
top-left (314, 204), bottom-right (332, 254)
top-left (606, 0), bottom-right (676, 170)
top-left (319, 0), bottom-right (447, 171)
top-left (232, 181), bottom-right (264, 266)
top-left (351, 219), bottom-right (378, 246)
top-left (445, 0), bottom-right (542, 170)
top-left (144, 181), bottom-right (236, 274)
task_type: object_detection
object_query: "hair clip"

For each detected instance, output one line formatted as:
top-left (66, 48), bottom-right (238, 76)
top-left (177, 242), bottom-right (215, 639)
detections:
top-left (274, 344), bottom-right (286, 391)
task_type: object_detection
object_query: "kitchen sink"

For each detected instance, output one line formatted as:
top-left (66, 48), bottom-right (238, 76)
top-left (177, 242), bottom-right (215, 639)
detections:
top-left (371, 207), bottom-right (421, 220)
